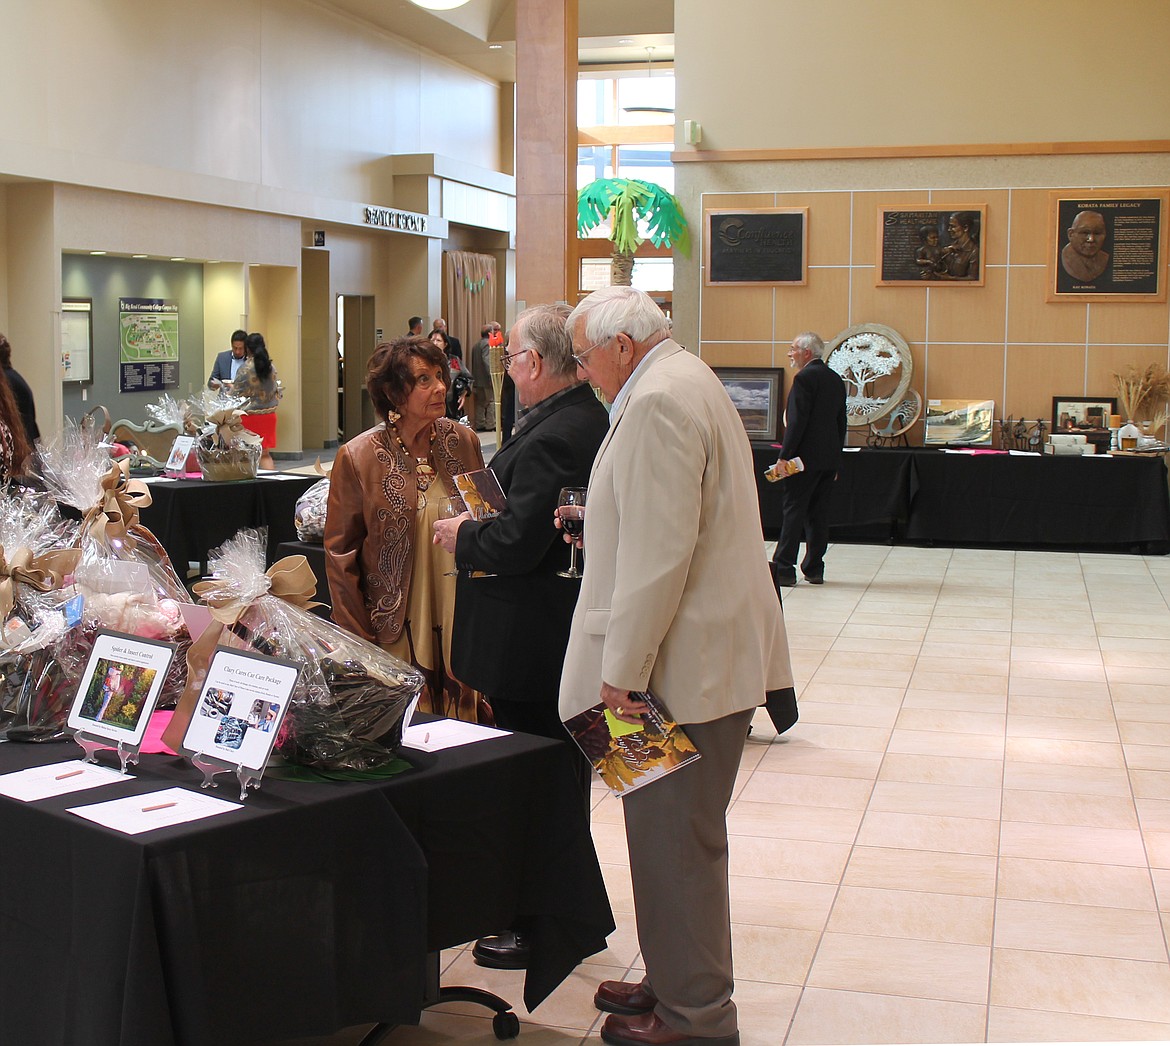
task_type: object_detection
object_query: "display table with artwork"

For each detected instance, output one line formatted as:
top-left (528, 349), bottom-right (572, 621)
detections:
top-left (0, 724), bottom-right (613, 1046)
top-left (138, 473), bottom-right (317, 575)
top-left (752, 445), bottom-right (1170, 553)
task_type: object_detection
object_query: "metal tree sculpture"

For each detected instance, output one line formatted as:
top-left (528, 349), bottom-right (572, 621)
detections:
top-left (825, 323), bottom-right (914, 428)
top-left (577, 178), bottom-right (690, 286)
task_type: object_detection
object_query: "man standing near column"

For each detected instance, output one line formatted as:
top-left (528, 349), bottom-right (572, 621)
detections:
top-left (560, 286), bottom-right (792, 1046)
top-left (470, 321), bottom-right (501, 431)
top-left (770, 331), bottom-right (847, 589)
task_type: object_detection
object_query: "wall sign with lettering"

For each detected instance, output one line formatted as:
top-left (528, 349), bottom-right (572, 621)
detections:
top-left (361, 205), bottom-right (429, 235)
top-left (705, 208), bottom-right (807, 286)
top-left (1047, 190), bottom-right (1169, 302)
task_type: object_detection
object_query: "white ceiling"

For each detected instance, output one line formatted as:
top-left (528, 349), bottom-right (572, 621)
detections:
top-left (322, 0), bottom-right (673, 81)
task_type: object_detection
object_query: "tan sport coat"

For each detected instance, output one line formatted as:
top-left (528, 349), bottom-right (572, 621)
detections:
top-left (559, 340), bottom-right (793, 724)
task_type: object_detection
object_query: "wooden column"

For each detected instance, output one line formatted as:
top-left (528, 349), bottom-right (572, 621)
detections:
top-left (515, 0), bottom-right (577, 307)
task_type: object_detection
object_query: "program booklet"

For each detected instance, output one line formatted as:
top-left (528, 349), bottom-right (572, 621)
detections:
top-left (564, 690), bottom-right (700, 797)
top-left (453, 468), bottom-right (507, 521)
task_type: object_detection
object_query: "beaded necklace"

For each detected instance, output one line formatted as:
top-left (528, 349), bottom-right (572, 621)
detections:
top-left (390, 422), bottom-right (437, 507)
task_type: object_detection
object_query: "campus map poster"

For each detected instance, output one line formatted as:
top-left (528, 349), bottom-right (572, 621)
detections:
top-left (119, 298), bottom-right (180, 393)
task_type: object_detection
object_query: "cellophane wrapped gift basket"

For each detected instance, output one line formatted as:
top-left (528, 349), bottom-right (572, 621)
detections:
top-left (29, 419), bottom-right (195, 734)
top-left (0, 492), bottom-right (84, 741)
top-left (196, 406), bottom-right (262, 482)
top-left (163, 529), bottom-right (422, 770)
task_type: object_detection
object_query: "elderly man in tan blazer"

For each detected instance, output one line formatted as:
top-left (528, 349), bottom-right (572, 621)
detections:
top-left (559, 287), bottom-right (792, 1046)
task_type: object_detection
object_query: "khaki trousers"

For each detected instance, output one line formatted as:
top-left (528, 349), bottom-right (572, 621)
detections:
top-left (622, 707), bottom-right (752, 1038)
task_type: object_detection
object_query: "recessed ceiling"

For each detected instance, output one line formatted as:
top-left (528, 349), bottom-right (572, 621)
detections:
top-left (322, 0), bottom-right (672, 81)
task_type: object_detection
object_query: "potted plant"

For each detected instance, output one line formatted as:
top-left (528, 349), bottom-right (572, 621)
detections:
top-left (1113, 363), bottom-right (1170, 441)
top-left (576, 178), bottom-right (690, 286)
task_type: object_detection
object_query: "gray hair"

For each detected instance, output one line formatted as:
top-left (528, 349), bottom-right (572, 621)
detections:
top-left (792, 331), bottom-right (825, 358)
top-left (513, 303), bottom-right (578, 380)
top-left (566, 286), bottom-right (671, 349)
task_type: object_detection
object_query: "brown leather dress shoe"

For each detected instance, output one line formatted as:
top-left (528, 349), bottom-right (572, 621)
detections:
top-left (594, 979), bottom-right (658, 1015)
top-left (600, 1011), bottom-right (740, 1046)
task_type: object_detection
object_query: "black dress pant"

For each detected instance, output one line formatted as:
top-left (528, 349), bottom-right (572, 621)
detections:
top-left (772, 468), bottom-right (836, 579)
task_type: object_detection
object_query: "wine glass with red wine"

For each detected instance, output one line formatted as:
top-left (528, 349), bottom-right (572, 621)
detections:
top-left (556, 486), bottom-right (587, 579)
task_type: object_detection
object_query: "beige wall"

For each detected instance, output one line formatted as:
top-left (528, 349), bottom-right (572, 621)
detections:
top-left (675, 0), bottom-right (1170, 152)
top-left (674, 1), bottom-right (1170, 441)
top-left (0, 0), bottom-right (501, 210)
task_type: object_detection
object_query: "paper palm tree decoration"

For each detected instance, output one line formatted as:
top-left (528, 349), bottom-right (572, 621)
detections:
top-left (576, 178), bottom-right (690, 286)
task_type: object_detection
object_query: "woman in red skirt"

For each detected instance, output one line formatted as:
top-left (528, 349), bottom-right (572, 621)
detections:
top-left (231, 333), bottom-right (281, 470)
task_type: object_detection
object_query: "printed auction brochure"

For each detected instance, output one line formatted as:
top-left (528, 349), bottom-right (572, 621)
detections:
top-left (181, 647), bottom-right (300, 773)
top-left (453, 469), bottom-right (507, 521)
top-left (564, 690), bottom-right (701, 797)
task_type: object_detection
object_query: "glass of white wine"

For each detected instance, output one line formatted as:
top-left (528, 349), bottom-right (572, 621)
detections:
top-left (436, 496), bottom-right (464, 576)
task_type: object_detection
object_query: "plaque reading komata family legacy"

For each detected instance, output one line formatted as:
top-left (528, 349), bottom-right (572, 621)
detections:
top-left (877, 206), bottom-right (986, 287)
top-left (1048, 191), bottom-right (1169, 302)
top-left (705, 209), bottom-right (807, 285)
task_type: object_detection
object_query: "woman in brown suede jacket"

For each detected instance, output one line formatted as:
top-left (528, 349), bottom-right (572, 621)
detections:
top-left (324, 335), bottom-right (488, 721)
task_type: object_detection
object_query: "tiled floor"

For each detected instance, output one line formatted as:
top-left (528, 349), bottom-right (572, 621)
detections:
top-left (259, 542), bottom-right (1170, 1046)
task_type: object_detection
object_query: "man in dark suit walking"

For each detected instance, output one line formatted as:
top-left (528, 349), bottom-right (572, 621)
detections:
top-left (771, 331), bottom-right (847, 588)
top-left (208, 329), bottom-right (248, 389)
top-left (432, 302), bottom-right (609, 970)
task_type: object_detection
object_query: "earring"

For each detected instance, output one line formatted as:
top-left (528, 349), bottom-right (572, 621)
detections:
top-left (388, 409), bottom-right (401, 425)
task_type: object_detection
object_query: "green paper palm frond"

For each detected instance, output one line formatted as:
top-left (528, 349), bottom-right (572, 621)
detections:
top-left (576, 177), bottom-right (690, 257)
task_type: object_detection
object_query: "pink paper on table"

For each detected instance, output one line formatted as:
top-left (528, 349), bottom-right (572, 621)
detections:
top-left (142, 711), bottom-right (179, 754)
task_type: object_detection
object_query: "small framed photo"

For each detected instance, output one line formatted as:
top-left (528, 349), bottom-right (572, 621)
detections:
top-left (705, 209), bottom-right (807, 286)
top-left (877, 206), bottom-right (987, 286)
top-left (1052, 397), bottom-right (1117, 432)
top-left (67, 631), bottom-right (177, 748)
top-left (924, 399), bottom-right (995, 446)
top-left (1047, 190), bottom-right (1169, 302)
top-left (713, 367), bottom-right (785, 442)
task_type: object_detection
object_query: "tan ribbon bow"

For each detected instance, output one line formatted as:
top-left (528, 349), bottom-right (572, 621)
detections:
top-left (81, 460), bottom-right (153, 547)
top-left (0, 546), bottom-right (82, 621)
top-left (192, 554), bottom-right (321, 625)
top-left (206, 409), bottom-right (262, 448)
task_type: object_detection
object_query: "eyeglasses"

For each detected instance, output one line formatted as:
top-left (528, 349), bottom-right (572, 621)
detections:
top-left (571, 336), bottom-right (615, 368)
top-left (502, 347), bottom-right (540, 371)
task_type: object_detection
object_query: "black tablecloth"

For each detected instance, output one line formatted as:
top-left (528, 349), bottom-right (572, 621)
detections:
top-left (0, 727), bottom-right (614, 1046)
top-left (138, 474), bottom-right (317, 573)
top-left (752, 445), bottom-right (1170, 553)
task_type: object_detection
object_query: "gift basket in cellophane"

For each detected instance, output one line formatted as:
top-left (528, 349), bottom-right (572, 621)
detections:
top-left (163, 529), bottom-right (422, 770)
top-left (196, 405), bottom-right (261, 482)
top-left (144, 393), bottom-right (201, 473)
top-left (0, 492), bottom-right (85, 741)
top-left (293, 460), bottom-right (331, 543)
top-left (30, 419), bottom-right (195, 732)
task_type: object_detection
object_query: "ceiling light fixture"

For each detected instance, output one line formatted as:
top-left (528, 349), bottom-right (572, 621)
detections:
top-left (406, 0), bottom-right (472, 10)
top-left (623, 47), bottom-right (674, 115)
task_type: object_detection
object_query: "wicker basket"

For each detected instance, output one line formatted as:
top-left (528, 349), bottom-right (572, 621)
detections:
top-left (197, 442), bottom-right (260, 481)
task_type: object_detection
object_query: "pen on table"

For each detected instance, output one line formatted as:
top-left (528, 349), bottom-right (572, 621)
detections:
top-left (141, 801), bottom-right (177, 812)
top-left (425, 732), bottom-right (430, 744)
top-left (55, 769), bottom-right (84, 780)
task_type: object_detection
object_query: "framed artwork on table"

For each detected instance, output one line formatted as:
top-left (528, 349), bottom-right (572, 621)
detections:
top-left (713, 367), bottom-right (784, 442)
top-left (877, 206), bottom-right (986, 286)
top-left (1052, 397), bottom-right (1117, 432)
top-left (923, 399), bottom-right (995, 446)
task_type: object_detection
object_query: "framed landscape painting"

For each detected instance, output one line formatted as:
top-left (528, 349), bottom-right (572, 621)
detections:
top-left (713, 367), bottom-right (784, 442)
